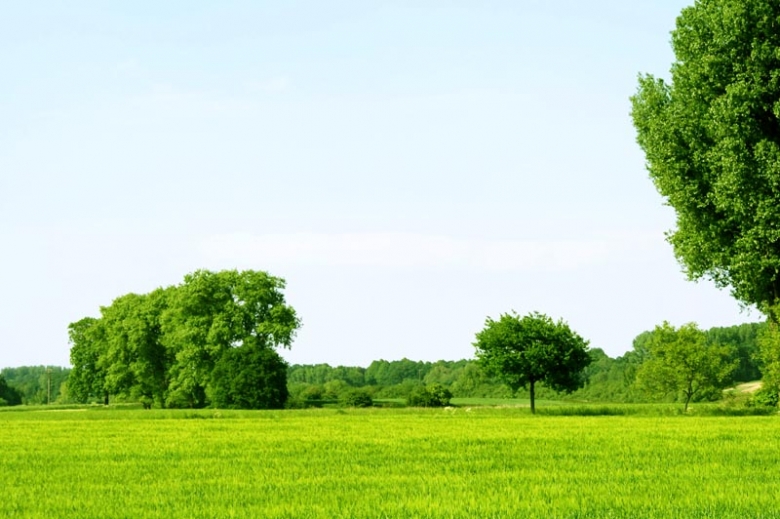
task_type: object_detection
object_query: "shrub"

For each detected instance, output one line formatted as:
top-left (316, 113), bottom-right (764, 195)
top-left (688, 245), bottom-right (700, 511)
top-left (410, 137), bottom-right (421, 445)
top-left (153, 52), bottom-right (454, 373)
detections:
top-left (341, 389), bottom-right (373, 408)
top-left (407, 384), bottom-right (452, 407)
top-left (749, 386), bottom-right (778, 408)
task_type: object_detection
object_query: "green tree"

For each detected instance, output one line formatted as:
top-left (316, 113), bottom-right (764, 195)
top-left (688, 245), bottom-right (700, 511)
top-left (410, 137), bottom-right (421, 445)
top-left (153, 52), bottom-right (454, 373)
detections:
top-left (756, 314), bottom-right (780, 400)
top-left (635, 322), bottom-right (737, 411)
top-left (209, 342), bottom-right (289, 409)
top-left (473, 311), bottom-right (591, 413)
top-left (68, 317), bottom-right (109, 404)
top-left (67, 269), bottom-right (300, 409)
top-left (706, 322), bottom-right (764, 382)
top-left (162, 269), bottom-right (299, 408)
top-left (631, 0), bottom-right (780, 319)
top-left (0, 374), bottom-right (22, 406)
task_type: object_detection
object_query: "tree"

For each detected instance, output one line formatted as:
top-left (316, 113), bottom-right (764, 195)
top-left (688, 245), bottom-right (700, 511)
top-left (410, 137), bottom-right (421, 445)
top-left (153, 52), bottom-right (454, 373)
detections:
top-left (473, 312), bottom-right (591, 413)
top-left (209, 342), bottom-right (289, 409)
top-left (631, 0), bottom-right (780, 319)
top-left (634, 322), bottom-right (737, 411)
top-left (0, 374), bottom-right (22, 406)
top-left (162, 269), bottom-right (299, 408)
top-left (68, 317), bottom-right (109, 404)
top-left (67, 269), bottom-right (300, 409)
top-left (756, 314), bottom-right (780, 400)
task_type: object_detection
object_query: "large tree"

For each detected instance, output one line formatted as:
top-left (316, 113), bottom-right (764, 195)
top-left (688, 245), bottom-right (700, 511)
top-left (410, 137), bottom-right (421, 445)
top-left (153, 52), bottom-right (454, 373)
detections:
top-left (68, 269), bottom-right (300, 409)
top-left (631, 0), bottom-right (780, 319)
top-left (473, 312), bottom-right (591, 413)
top-left (209, 341), bottom-right (289, 409)
top-left (161, 269), bottom-right (299, 408)
top-left (634, 322), bottom-right (737, 411)
top-left (68, 317), bottom-right (108, 404)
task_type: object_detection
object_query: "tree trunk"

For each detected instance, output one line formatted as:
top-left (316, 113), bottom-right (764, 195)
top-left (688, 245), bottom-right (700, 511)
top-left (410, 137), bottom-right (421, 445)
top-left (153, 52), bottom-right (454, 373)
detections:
top-left (103, 392), bottom-right (109, 406)
top-left (530, 380), bottom-right (536, 414)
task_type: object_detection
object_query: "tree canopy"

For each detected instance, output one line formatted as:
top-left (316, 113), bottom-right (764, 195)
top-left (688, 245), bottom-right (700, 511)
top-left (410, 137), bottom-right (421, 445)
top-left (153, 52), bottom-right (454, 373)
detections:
top-left (473, 312), bottom-right (591, 413)
top-left (631, 0), bottom-right (780, 318)
top-left (68, 269), bottom-right (300, 409)
top-left (0, 374), bottom-right (22, 406)
top-left (634, 322), bottom-right (737, 411)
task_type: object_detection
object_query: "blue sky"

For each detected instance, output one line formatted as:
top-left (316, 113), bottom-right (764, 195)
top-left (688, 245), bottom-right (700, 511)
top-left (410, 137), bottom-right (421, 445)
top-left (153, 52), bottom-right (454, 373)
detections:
top-left (0, 1), bottom-right (759, 369)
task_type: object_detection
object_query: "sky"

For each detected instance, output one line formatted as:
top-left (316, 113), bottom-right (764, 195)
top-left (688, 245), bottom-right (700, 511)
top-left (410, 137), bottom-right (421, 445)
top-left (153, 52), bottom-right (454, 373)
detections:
top-left (0, 1), bottom-right (761, 369)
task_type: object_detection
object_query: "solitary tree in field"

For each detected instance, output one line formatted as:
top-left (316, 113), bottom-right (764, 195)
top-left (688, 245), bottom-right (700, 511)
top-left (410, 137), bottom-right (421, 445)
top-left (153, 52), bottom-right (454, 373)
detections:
top-left (473, 312), bottom-right (591, 413)
top-left (631, 0), bottom-right (780, 321)
top-left (634, 322), bottom-right (737, 412)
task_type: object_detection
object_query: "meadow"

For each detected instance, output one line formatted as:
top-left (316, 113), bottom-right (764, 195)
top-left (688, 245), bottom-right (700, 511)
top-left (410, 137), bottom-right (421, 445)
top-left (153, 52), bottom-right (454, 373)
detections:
top-left (3, 405), bottom-right (780, 518)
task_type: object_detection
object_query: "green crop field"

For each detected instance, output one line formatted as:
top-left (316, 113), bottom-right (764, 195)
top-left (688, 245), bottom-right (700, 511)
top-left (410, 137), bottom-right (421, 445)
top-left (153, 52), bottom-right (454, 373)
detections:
top-left (3, 405), bottom-right (780, 518)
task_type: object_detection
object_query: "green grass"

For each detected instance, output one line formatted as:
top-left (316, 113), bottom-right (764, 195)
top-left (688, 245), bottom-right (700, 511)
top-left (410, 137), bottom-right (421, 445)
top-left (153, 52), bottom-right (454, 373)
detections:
top-left (450, 397), bottom-right (569, 407)
top-left (3, 405), bottom-right (780, 518)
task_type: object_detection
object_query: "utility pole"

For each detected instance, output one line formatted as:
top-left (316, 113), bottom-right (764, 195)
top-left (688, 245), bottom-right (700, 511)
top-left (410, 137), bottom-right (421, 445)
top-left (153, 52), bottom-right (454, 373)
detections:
top-left (47, 367), bottom-right (52, 405)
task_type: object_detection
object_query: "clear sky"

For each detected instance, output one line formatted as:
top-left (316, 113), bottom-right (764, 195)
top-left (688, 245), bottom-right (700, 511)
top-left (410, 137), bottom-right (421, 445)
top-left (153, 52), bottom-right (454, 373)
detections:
top-left (0, 1), bottom-right (760, 369)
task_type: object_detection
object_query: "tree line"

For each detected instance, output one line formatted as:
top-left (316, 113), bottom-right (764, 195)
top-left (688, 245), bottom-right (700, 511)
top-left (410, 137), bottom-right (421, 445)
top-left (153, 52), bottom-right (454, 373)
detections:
top-left (285, 321), bottom-right (767, 410)
top-left (4, 317), bottom-right (764, 410)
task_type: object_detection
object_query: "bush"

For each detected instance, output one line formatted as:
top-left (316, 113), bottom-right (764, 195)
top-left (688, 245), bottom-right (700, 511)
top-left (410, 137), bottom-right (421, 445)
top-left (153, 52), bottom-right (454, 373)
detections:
top-left (407, 384), bottom-right (453, 407)
top-left (341, 389), bottom-right (373, 408)
top-left (749, 386), bottom-right (778, 408)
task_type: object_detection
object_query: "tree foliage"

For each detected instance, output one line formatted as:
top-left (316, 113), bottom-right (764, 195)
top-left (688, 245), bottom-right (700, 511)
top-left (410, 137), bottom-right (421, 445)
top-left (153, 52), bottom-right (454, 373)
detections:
top-left (341, 389), bottom-right (374, 408)
top-left (209, 344), bottom-right (289, 409)
top-left (473, 312), bottom-right (591, 413)
top-left (1, 366), bottom-right (69, 405)
top-left (0, 374), bottom-right (22, 406)
top-left (756, 313), bottom-right (780, 399)
top-left (631, 0), bottom-right (780, 318)
top-left (67, 270), bottom-right (300, 409)
top-left (634, 322), bottom-right (737, 411)
top-left (406, 383), bottom-right (452, 407)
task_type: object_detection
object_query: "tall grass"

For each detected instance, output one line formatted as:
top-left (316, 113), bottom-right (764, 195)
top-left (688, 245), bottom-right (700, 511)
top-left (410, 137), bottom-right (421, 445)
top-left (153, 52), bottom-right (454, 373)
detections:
top-left (2, 406), bottom-right (780, 518)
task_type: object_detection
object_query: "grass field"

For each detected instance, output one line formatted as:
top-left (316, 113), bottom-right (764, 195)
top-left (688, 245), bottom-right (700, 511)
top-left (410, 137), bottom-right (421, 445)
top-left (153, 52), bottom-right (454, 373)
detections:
top-left (3, 405), bottom-right (780, 518)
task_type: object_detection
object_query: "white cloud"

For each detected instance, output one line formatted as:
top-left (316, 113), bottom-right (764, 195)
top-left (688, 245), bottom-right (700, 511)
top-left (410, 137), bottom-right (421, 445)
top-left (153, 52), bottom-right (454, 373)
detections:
top-left (199, 232), bottom-right (659, 272)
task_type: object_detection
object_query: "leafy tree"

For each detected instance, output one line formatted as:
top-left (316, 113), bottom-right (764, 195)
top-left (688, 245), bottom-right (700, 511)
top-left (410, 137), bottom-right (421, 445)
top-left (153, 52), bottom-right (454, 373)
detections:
top-left (631, 0), bottom-right (780, 319)
top-left (68, 317), bottom-right (109, 404)
top-left (706, 322), bottom-right (764, 382)
top-left (67, 269), bottom-right (300, 409)
top-left (0, 374), bottom-right (22, 406)
top-left (209, 343), bottom-right (289, 409)
top-left (162, 270), bottom-right (299, 408)
top-left (634, 322), bottom-right (737, 411)
top-left (473, 312), bottom-right (591, 413)
top-left (756, 316), bottom-right (780, 401)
